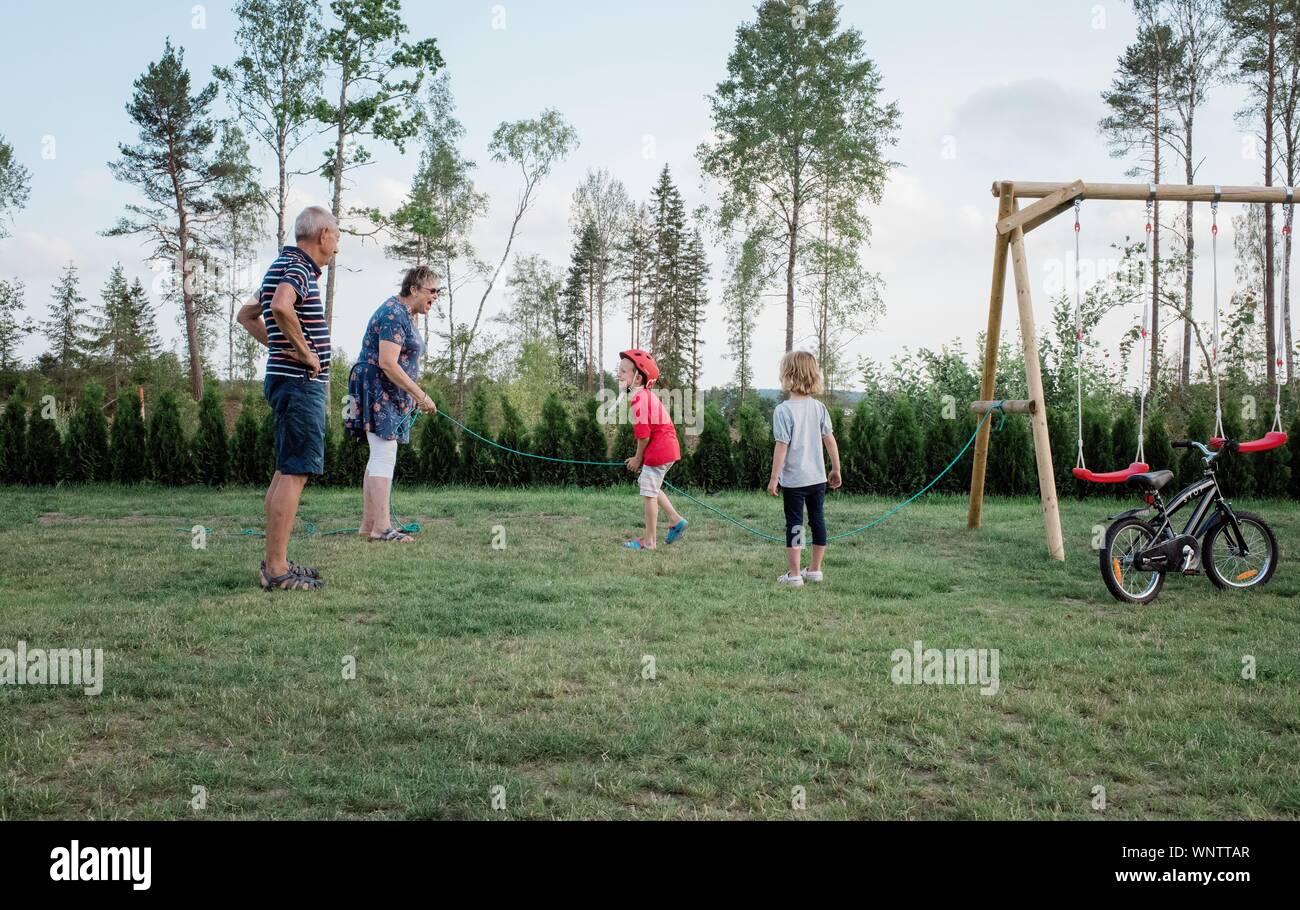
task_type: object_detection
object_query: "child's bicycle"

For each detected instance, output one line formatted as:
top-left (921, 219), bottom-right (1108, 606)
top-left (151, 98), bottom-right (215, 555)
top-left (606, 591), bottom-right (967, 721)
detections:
top-left (1098, 437), bottom-right (1281, 604)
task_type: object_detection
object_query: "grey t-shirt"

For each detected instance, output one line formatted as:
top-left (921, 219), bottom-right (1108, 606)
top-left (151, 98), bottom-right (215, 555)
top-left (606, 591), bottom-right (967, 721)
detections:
top-left (773, 397), bottom-right (834, 488)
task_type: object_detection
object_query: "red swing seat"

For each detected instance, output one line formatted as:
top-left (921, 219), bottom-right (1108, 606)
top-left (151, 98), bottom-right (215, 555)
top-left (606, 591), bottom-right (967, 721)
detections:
top-left (1072, 462), bottom-right (1151, 484)
top-left (1209, 431), bottom-right (1289, 454)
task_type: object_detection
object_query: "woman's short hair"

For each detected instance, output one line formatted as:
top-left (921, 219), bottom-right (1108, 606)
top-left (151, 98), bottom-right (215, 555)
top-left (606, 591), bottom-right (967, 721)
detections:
top-left (779, 350), bottom-right (824, 396)
top-left (400, 265), bottom-right (439, 296)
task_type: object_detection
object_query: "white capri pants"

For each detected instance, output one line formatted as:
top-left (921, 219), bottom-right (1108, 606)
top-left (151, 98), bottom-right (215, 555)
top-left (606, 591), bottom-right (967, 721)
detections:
top-left (366, 432), bottom-right (399, 479)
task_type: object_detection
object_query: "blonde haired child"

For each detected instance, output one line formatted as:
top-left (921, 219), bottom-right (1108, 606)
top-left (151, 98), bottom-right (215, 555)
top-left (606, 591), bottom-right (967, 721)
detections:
top-left (767, 351), bottom-right (843, 586)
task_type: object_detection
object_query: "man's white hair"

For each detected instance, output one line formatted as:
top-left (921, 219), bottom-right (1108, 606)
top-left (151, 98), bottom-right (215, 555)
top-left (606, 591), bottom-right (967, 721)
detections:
top-left (294, 205), bottom-right (338, 242)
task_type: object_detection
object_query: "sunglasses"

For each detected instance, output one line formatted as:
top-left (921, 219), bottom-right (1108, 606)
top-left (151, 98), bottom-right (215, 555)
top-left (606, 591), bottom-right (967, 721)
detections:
top-left (420, 286), bottom-right (442, 297)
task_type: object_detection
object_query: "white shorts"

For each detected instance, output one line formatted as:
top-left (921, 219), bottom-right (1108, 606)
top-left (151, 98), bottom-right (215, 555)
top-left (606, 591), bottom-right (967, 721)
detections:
top-left (638, 462), bottom-right (672, 497)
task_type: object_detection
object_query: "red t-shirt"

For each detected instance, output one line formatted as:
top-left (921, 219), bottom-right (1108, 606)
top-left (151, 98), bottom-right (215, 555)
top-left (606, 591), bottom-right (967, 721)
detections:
top-left (630, 387), bottom-right (680, 466)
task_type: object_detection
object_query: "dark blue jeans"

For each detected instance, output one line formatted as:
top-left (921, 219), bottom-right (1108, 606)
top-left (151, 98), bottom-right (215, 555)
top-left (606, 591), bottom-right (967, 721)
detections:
top-left (263, 374), bottom-right (326, 476)
top-left (782, 482), bottom-right (827, 548)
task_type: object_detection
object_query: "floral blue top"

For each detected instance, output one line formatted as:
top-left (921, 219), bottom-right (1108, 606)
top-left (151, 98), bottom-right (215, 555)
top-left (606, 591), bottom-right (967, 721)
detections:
top-left (344, 297), bottom-right (422, 443)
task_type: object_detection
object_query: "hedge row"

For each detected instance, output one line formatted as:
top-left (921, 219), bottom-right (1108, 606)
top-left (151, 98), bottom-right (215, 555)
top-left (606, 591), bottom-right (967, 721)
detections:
top-left (2, 381), bottom-right (1298, 500)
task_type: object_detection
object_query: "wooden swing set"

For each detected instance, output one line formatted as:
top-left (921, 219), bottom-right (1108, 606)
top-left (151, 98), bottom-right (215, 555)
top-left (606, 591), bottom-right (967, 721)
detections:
top-left (966, 179), bottom-right (1295, 561)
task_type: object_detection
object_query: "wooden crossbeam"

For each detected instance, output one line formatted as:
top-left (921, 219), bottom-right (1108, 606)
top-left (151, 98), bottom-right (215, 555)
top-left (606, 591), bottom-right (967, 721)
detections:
top-left (971, 399), bottom-right (1036, 414)
top-left (993, 180), bottom-right (1297, 204)
top-left (995, 180), bottom-right (1084, 236)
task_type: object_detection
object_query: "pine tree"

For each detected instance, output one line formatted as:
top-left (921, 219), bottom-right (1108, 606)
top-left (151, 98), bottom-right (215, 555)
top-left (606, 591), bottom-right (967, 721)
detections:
top-left (193, 381), bottom-right (229, 485)
top-left (647, 165), bottom-right (689, 388)
top-left (25, 396), bottom-right (61, 485)
top-left (690, 404), bottom-right (736, 492)
top-left (1108, 408), bottom-right (1140, 499)
top-left (0, 381), bottom-right (27, 483)
top-left (62, 380), bottom-right (110, 482)
top-left (417, 393), bottom-right (458, 483)
top-left (572, 397), bottom-right (612, 486)
top-left (881, 395), bottom-right (924, 495)
top-left (147, 389), bottom-right (189, 485)
top-left (107, 39), bottom-right (230, 400)
top-left (42, 262), bottom-right (91, 395)
top-left (841, 396), bottom-right (876, 494)
top-left (229, 395), bottom-right (262, 485)
top-left (93, 264), bottom-right (159, 401)
top-left (733, 401), bottom-right (771, 490)
top-left (0, 278), bottom-right (32, 375)
top-left (1287, 413), bottom-right (1300, 500)
top-left (1076, 401), bottom-right (1113, 499)
top-left (923, 398), bottom-right (965, 495)
top-left (1144, 410), bottom-right (1175, 480)
top-left (1178, 407), bottom-right (1211, 489)
top-left (495, 394), bottom-right (531, 486)
top-left (1216, 399), bottom-right (1254, 496)
top-left (256, 405), bottom-right (277, 483)
top-left (532, 392), bottom-right (573, 485)
top-left (989, 411), bottom-right (1035, 496)
top-left (459, 384), bottom-right (494, 485)
top-left (109, 389), bottom-right (147, 484)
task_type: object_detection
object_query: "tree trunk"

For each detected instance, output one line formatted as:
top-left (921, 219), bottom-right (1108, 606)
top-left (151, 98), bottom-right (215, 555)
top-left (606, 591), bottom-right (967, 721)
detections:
top-left (325, 60), bottom-right (349, 332)
top-left (785, 205), bottom-right (797, 354)
top-left (276, 130), bottom-right (287, 250)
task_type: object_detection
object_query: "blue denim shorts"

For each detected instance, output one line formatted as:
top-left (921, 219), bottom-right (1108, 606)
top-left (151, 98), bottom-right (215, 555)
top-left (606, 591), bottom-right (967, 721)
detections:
top-left (263, 374), bottom-right (327, 476)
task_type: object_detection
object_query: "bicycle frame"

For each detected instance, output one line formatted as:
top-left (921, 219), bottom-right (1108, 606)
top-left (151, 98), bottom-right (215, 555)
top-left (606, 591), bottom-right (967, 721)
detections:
top-left (1111, 442), bottom-right (1249, 556)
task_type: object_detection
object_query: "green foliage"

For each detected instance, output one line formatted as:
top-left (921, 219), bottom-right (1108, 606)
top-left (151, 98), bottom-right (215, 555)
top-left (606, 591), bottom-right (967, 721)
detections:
top-left (1178, 408), bottom-right (1211, 489)
top-left (690, 404), bottom-right (736, 492)
top-left (0, 383), bottom-right (27, 483)
top-left (62, 380), bottom-right (111, 483)
top-left (494, 394), bottom-right (531, 486)
top-left (257, 405), bottom-right (277, 484)
top-left (229, 395), bottom-right (263, 485)
top-left (1215, 400), bottom-right (1254, 496)
top-left (572, 398), bottom-right (612, 485)
top-left (109, 393), bottom-right (148, 484)
top-left (331, 423), bottom-right (369, 486)
top-left (532, 392), bottom-right (574, 485)
top-left (1109, 407), bottom-right (1139, 499)
top-left (1144, 411), bottom-right (1174, 480)
top-left (25, 397), bottom-right (60, 485)
top-left (880, 395), bottom-right (924, 495)
top-left (732, 402), bottom-right (771, 490)
top-left (192, 382), bottom-right (229, 486)
top-left (1289, 414), bottom-right (1300, 501)
top-left (417, 394), bottom-right (458, 483)
top-left (460, 385), bottom-right (494, 485)
top-left (842, 396), bottom-right (879, 494)
top-left (147, 389), bottom-right (189, 486)
top-left (987, 411), bottom-right (1034, 496)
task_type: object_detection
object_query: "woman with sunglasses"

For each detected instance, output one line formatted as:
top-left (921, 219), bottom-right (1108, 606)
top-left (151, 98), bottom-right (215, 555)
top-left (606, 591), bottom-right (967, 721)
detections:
top-left (344, 265), bottom-right (441, 541)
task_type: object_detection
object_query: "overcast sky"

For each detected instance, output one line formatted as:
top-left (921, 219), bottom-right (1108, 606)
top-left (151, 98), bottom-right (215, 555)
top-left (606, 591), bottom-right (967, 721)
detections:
top-left (0, 1), bottom-right (1275, 392)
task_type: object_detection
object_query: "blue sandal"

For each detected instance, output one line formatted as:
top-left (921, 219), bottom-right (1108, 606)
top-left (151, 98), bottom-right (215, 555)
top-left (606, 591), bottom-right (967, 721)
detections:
top-left (624, 538), bottom-right (650, 550)
top-left (665, 519), bottom-right (689, 544)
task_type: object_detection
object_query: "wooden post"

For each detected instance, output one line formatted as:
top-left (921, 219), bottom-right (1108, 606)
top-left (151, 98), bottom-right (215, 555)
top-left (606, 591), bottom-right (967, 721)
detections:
top-left (1008, 219), bottom-right (1066, 562)
top-left (967, 183), bottom-right (1015, 530)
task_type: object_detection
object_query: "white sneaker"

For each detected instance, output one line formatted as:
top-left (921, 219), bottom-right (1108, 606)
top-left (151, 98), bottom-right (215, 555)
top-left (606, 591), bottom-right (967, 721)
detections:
top-left (777, 573), bottom-right (804, 587)
top-left (800, 568), bottom-right (824, 583)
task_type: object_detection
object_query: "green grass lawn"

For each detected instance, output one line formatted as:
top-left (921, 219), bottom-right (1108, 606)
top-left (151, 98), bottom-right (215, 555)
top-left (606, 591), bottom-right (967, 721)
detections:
top-left (1, 481), bottom-right (1298, 820)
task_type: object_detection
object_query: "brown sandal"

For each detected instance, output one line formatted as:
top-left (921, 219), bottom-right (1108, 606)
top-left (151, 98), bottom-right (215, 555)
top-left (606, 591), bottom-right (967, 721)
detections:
top-left (260, 563), bottom-right (325, 591)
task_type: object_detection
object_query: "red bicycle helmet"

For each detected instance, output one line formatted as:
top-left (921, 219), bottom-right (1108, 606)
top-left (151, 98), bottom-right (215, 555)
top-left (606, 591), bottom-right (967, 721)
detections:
top-left (619, 349), bottom-right (660, 386)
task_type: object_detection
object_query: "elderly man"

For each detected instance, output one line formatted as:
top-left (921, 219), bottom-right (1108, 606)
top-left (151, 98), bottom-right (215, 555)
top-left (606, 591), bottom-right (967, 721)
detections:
top-left (237, 205), bottom-right (339, 591)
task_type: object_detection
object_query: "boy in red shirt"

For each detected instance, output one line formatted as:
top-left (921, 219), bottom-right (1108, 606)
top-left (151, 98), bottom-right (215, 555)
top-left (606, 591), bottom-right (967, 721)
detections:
top-left (619, 350), bottom-right (687, 550)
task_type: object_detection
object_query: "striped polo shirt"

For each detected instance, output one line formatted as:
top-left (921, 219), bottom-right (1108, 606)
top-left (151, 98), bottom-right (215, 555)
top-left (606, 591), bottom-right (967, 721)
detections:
top-left (261, 245), bottom-right (331, 383)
